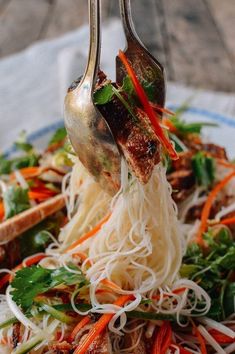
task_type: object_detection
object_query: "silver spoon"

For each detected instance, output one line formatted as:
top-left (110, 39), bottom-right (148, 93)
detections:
top-left (116, 0), bottom-right (166, 110)
top-left (64, 0), bottom-right (121, 196)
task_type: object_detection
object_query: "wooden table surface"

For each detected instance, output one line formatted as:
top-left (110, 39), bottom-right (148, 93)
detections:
top-left (0, 0), bottom-right (235, 92)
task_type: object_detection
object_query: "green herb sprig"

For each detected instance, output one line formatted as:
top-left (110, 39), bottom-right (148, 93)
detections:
top-left (11, 264), bottom-right (88, 312)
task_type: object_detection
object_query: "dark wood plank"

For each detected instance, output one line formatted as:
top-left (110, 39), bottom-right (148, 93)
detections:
top-left (40, 0), bottom-right (87, 39)
top-left (41, 0), bottom-right (110, 40)
top-left (0, 0), bottom-right (11, 13)
top-left (0, 0), bottom-right (234, 92)
top-left (0, 0), bottom-right (51, 57)
top-left (109, 0), bottom-right (167, 68)
top-left (163, 0), bottom-right (235, 92)
top-left (206, 0), bottom-right (235, 61)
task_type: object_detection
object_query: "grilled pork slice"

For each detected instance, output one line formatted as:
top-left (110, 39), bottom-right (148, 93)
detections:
top-left (12, 323), bottom-right (21, 349)
top-left (47, 341), bottom-right (71, 353)
top-left (85, 332), bottom-right (112, 353)
top-left (167, 169), bottom-right (195, 203)
top-left (76, 330), bottom-right (112, 354)
top-left (122, 324), bottom-right (150, 354)
top-left (47, 332), bottom-right (111, 354)
top-left (183, 137), bottom-right (228, 160)
top-left (96, 79), bottom-right (160, 184)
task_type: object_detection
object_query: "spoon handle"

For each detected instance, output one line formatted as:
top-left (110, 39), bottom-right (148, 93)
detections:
top-left (82, 0), bottom-right (101, 94)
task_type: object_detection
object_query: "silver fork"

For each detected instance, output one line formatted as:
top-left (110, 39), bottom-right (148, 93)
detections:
top-left (116, 0), bottom-right (166, 109)
top-left (64, 0), bottom-right (121, 196)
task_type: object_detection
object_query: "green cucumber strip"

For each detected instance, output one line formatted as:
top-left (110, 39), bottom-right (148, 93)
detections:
top-left (0, 317), bottom-right (18, 329)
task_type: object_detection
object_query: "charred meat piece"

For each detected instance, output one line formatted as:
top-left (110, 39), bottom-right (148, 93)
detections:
top-left (47, 341), bottom-right (75, 354)
top-left (172, 151), bottom-right (194, 171)
top-left (201, 143), bottom-right (227, 160)
top-left (122, 323), bottom-right (149, 354)
top-left (12, 323), bottom-right (21, 349)
top-left (123, 333), bottom-right (147, 354)
top-left (186, 194), bottom-right (232, 222)
top-left (183, 138), bottom-right (228, 160)
top-left (169, 151), bottom-right (196, 203)
top-left (97, 88), bottom-right (160, 184)
top-left (167, 170), bottom-right (195, 203)
top-left (77, 330), bottom-right (112, 354)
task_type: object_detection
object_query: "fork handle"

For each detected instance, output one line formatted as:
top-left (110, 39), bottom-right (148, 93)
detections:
top-left (119, 0), bottom-right (145, 47)
top-left (82, 0), bottom-right (101, 93)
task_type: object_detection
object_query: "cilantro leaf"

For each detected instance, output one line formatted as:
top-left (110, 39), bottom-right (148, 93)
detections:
top-left (122, 76), bottom-right (134, 96)
top-left (224, 283), bottom-right (235, 317)
top-left (11, 265), bottom-right (88, 311)
top-left (3, 186), bottom-right (30, 219)
top-left (19, 215), bottom-right (63, 258)
top-left (49, 127), bottom-right (67, 145)
top-left (11, 266), bottom-right (52, 310)
top-left (93, 83), bottom-right (114, 105)
top-left (216, 247), bottom-right (235, 269)
top-left (0, 154), bottom-right (39, 176)
top-left (14, 142), bottom-right (33, 152)
top-left (0, 155), bottom-right (11, 175)
top-left (50, 264), bottom-right (87, 287)
top-left (14, 131), bottom-right (33, 152)
top-left (182, 228), bottom-right (235, 321)
top-left (170, 116), bottom-right (218, 135)
top-left (11, 154), bottom-right (39, 171)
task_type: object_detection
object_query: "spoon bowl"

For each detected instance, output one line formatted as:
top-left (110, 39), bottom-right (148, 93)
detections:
top-left (64, 0), bottom-right (121, 195)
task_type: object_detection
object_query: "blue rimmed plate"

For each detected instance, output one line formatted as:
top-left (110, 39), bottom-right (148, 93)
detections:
top-left (4, 106), bottom-right (235, 159)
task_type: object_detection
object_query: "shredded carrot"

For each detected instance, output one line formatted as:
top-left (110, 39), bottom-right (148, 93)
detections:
top-left (150, 103), bottom-right (174, 116)
top-left (95, 289), bottom-right (114, 295)
top-left (195, 328), bottom-right (207, 354)
top-left (28, 189), bottom-right (56, 202)
top-left (191, 323), bottom-right (208, 354)
top-left (219, 216), bottom-right (235, 226)
top-left (69, 316), bottom-right (91, 342)
top-left (72, 252), bottom-right (90, 264)
top-left (151, 321), bottom-right (172, 354)
top-left (196, 171), bottom-right (235, 245)
top-left (23, 254), bottom-right (47, 267)
top-left (161, 323), bottom-right (172, 354)
top-left (208, 329), bottom-right (234, 344)
top-left (118, 50), bottom-right (178, 160)
top-left (0, 337), bottom-right (8, 345)
top-left (0, 201), bottom-right (4, 221)
top-left (217, 159), bottom-right (235, 170)
top-left (65, 213), bottom-right (111, 252)
top-left (10, 166), bottom-right (42, 181)
top-left (46, 141), bottom-right (65, 153)
top-left (0, 254), bottom-right (46, 290)
top-left (152, 287), bottom-right (186, 301)
top-left (162, 117), bottom-right (177, 133)
top-left (72, 251), bottom-right (92, 267)
top-left (100, 279), bottom-right (122, 292)
top-left (74, 295), bottom-right (134, 354)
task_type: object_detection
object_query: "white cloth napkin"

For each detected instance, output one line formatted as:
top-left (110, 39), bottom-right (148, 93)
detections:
top-left (0, 19), bottom-right (235, 156)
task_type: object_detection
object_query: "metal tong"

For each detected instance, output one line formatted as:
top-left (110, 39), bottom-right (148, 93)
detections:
top-left (64, 0), bottom-right (165, 195)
